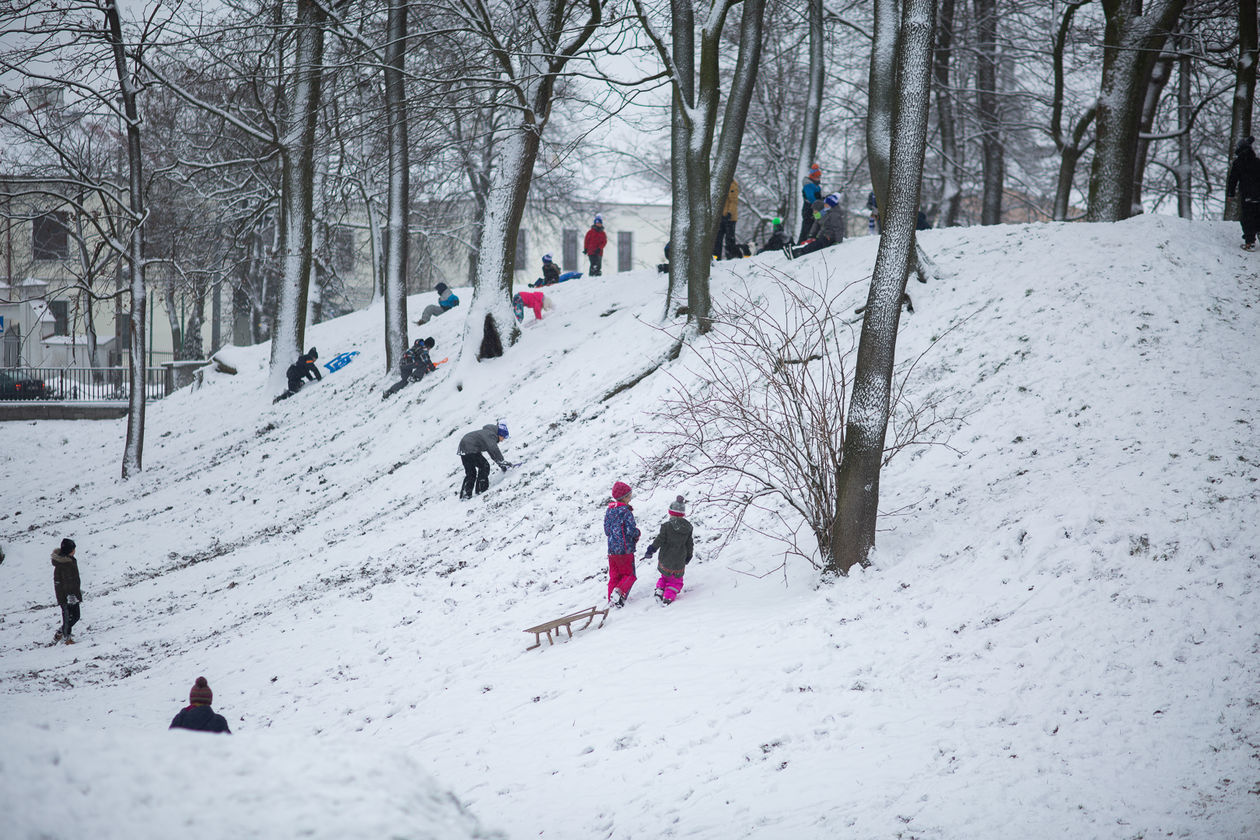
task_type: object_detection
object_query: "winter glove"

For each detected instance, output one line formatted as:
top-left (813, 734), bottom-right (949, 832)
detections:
top-left (500, 462), bottom-right (510, 472)
top-left (582, 249), bottom-right (587, 255)
top-left (644, 545), bottom-right (657, 560)
top-left (66, 595), bottom-right (80, 605)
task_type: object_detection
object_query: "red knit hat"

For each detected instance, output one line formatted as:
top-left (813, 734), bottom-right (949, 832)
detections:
top-left (808, 163), bottom-right (822, 181)
top-left (189, 676), bottom-right (213, 706)
top-left (611, 481), bottom-right (632, 501)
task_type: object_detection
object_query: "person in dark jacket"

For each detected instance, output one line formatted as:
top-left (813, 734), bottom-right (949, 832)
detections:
top-left (169, 676), bottom-right (231, 734)
top-left (786, 194), bottom-right (845, 259)
top-left (536, 253), bottom-right (561, 286)
top-left (275, 348), bottom-right (321, 402)
top-left (583, 216), bottom-right (607, 276)
top-left (383, 337), bottom-right (437, 399)
top-left (1227, 135), bottom-right (1260, 250)
top-left (644, 495), bottom-right (694, 606)
top-left (416, 282), bottom-right (459, 325)
top-left (604, 481), bottom-right (641, 608)
top-left (52, 537), bottom-right (81, 644)
top-left (757, 217), bottom-right (792, 254)
top-left (800, 163), bottom-right (824, 243)
top-left (458, 422), bottom-right (510, 499)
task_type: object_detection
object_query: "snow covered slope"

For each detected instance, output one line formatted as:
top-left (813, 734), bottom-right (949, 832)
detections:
top-left (1, 215), bottom-right (1256, 839)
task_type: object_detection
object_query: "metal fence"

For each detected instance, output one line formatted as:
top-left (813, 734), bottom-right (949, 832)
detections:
top-left (1, 367), bottom-right (171, 402)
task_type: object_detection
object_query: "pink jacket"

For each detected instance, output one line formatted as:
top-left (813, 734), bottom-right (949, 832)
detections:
top-left (517, 291), bottom-right (545, 319)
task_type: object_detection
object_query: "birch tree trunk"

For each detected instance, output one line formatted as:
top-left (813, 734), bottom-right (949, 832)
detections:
top-left (1086, 0), bottom-right (1185, 222)
top-left (383, 0), bottom-right (409, 373)
top-left (1225, 0), bottom-right (1257, 222)
top-left (830, 0), bottom-right (935, 576)
top-left (268, 0), bottom-right (328, 393)
top-left (104, 0), bottom-right (148, 478)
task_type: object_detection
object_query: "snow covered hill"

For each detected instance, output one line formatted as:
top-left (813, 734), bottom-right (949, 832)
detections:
top-left (1, 215), bottom-right (1257, 839)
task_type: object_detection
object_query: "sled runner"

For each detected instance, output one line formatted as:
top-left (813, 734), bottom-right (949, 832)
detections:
top-left (524, 605), bottom-right (608, 650)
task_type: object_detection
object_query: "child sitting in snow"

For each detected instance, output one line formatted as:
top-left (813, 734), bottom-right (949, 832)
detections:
top-left (644, 495), bottom-right (694, 605)
top-left (604, 481), bottom-right (640, 608)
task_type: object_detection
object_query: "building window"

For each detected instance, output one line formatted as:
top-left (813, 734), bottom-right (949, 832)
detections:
top-left (562, 229), bottom-right (578, 272)
top-left (617, 231), bottom-right (633, 273)
top-left (32, 211), bottom-right (69, 260)
top-left (49, 300), bottom-right (69, 336)
top-left (514, 229), bottom-right (527, 270)
top-left (332, 227), bottom-right (355, 274)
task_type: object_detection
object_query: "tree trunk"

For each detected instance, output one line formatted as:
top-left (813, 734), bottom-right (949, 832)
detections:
top-left (1050, 0), bottom-right (1096, 221)
top-left (790, 0), bottom-right (824, 240)
top-left (1131, 36), bottom-right (1175, 215)
top-left (1086, 0), bottom-right (1186, 222)
top-left (105, 0), bottom-right (147, 478)
top-left (383, 0), bottom-right (410, 373)
top-left (933, 0), bottom-right (963, 227)
top-left (1226, 0), bottom-right (1258, 222)
top-left (1176, 42), bottom-right (1192, 219)
top-left (974, 0), bottom-right (1004, 225)
top-left (268, 0), bottom-right (327, 393)
top-left (831, 0), bottom-right (935, 576)
top-left (866, 0), bottom-right (899, 213)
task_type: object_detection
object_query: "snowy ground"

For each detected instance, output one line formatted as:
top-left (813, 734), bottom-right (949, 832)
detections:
top-left (1, 215), bottom-right (1257, 839)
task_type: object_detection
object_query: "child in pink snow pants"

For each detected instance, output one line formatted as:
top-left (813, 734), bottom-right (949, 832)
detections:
top-left (604, 481), bottom-right (641, 608)
top-left (644, 495), bottom-right (694, 605)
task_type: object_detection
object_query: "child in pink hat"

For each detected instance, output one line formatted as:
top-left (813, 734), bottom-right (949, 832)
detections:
top-left (603, 481), bottom-right (640, 608)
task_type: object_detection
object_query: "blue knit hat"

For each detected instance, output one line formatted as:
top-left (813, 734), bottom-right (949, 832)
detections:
top-left (542, 254), bottom-right (553, 263)
top-left (497, 422), bottom-right (509, 439)
top-left (594, 214), bottom-right (603, 225)
top-left (824, 193), bottom-right (840, 208)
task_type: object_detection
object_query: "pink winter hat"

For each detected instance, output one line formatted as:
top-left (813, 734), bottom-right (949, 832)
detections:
top-left (611, 481), bottom-right (632, 501)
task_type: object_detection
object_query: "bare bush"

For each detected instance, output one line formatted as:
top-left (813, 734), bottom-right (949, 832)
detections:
top-left (643, 269), bottom-right (961, 571)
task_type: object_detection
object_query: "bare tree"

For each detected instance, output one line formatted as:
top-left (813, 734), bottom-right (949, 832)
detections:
top-left (932, 0), bottom-right (964, 226)
top-left (831, 0), bottom-right (935, 576)
top-left (382, 0), bottom-right (410, 371)
top-left (634, 0), bottom-right (767, 334)
top-left (1225, 0), bottom-right (1257, 221)
top-left (1086, 0), bottom-right (1186, 222)
top-left (973, 0), bottom-right (1003, 224)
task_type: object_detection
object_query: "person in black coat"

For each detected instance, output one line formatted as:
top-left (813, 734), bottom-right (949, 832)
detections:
top-left (52, 537), bottom-right (82, 644)
top-left (383, 338), bottom-right (437, 399)
top-left (277, 347), bottom-right (322, 401)
top-left (170, 676), bottom-right (231, 734)
top-left (1227, 135), bottom-right (1260, 251)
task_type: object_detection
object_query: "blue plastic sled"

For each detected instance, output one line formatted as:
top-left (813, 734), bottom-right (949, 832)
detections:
top-left (323, 351), bottom-right (360, 373)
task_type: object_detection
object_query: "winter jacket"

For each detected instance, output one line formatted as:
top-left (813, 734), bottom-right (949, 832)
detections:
top-left (52, 549), bottom-right (81, 606)
top-left (648, 515), bottom-right (694, 576)
top-left (604, 501), bottom-right (641, 556)
top-left (438, 288), bottom-right (460, 310)
top-left (458, 424), bottom-right (506, 466)
top-left (170, 704), bottom-right (232, 734)
top-left (287, 352), bottom-right (322, 384)
top-left (802, 177), bottom-right (823, 205)
top-left (1227, 147), bottom-right (1260, 203)
top-left (401, 345), bottom-right (436, 378)
top-left (584, 225), bottom-right (607, 257)
top-left (517, 290), bottom-right (545, 319)
top-left (818, 205), bottom-right (846, 243)
top-left (722, 180), bottom-right (740, 220)
top-left (758, 229), bottom-right (791, 254)
top-left (542, 262), bottom-right (560, 285)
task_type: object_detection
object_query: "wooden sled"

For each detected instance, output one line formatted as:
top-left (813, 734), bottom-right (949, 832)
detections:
top-left (524, 605), bottom-right (609, 650)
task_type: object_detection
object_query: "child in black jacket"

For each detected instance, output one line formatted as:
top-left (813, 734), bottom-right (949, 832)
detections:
top-left (644, 496), bottom-right (694, 605)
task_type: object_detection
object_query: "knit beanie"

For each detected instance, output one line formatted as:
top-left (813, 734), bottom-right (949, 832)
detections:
top-left (189, 676), bottom-right (213, 706)
top-left (60, 538), bottom-right (76, 555)
top-left (1238, 135), bottom-right (1255, 156)
top-left (611, 481), bottom-right (632, 501)
top-left (436, 282), bottom-right (448, 293)
top-left (668, 495), bottom-right (686, 516)
top-left (808, 163), bottom-right (822, 181)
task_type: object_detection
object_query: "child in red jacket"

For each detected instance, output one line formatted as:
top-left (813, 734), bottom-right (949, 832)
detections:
top-left (583, 215), bottom-right (607, 276)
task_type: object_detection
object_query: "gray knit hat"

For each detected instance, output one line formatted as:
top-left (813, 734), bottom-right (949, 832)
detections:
top-left (668, 495), bottom-right (686, 516)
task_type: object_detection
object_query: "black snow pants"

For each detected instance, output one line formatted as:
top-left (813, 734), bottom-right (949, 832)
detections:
top-left (460, 453), bottom-right (491, 499)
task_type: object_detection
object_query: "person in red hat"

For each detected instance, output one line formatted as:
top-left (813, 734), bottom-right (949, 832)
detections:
top-left (603, 481), bottom-right (641, 608)
top-left (169, 677), bottom-right (232, 734)
top-left (799, 163), bottom-right (824, 243)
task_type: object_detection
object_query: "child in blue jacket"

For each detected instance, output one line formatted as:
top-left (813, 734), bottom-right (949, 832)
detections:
top-left (603, 480), bottom-right (640, 608)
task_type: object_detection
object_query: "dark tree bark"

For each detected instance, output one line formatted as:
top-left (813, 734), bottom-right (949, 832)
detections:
top-left (382, 0), bottom-right (409, 373)
top-left (1050, 0), bottom-right (1097, 221)
top-left (973, 0), bottom-right (1004, 225)
top-left (933, 0), bottom-right (963, 227)
top-left (1226, 0), bottom-right (1258, 222)
top-left (1086, 0), bottom-right (1186, 222)
top-left (830, 0), bottom-right (935, 576)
